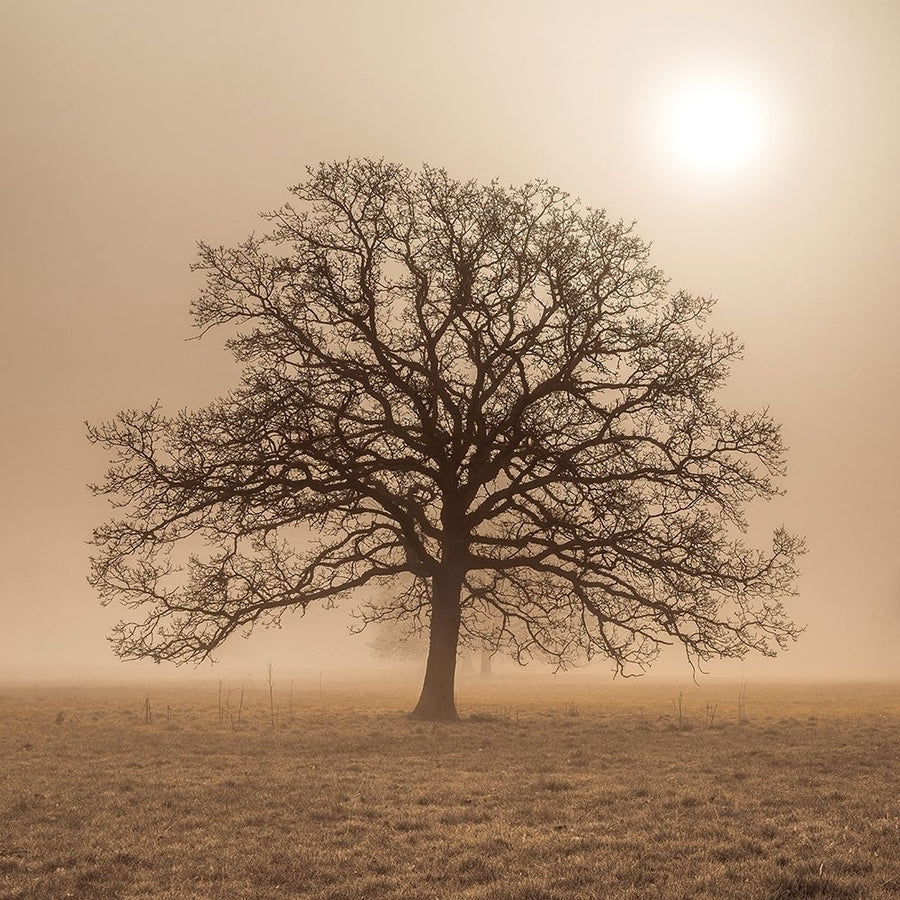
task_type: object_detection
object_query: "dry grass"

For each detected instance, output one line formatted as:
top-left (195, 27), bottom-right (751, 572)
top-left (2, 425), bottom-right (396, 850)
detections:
top-left (1, 674), bottom-right (898, 899)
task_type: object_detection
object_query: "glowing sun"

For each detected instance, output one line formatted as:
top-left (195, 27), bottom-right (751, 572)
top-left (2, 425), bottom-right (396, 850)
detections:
top-left (663, 74), bottom-right (768, 175)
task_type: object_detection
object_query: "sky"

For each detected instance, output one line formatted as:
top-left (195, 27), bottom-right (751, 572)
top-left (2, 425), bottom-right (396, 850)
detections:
top-left (1, 0), bottom-right (898, 682)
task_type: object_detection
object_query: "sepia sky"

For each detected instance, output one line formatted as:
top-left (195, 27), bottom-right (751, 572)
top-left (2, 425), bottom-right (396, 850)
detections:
top-left (1, 0), bottom-right (898, 680)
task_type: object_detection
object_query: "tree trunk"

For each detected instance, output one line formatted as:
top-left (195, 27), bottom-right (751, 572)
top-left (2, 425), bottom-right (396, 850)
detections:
top-left (409, 566), bottom-right (463, 722)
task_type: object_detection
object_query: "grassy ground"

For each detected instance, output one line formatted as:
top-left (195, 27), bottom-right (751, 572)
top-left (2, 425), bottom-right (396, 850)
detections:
top-left (1, 674), bottom-right (898, 899)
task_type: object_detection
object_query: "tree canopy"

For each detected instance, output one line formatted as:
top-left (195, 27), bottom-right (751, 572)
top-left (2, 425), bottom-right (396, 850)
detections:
top-left (88, 159), bottom-right (803, 720)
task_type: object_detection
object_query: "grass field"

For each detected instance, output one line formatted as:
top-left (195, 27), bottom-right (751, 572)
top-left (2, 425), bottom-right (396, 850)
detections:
top-left (1, 673), bottom-right (898, 899)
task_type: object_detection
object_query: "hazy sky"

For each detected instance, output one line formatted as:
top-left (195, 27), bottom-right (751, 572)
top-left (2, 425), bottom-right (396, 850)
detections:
top-left (1, 0), bottom-right (898, 680)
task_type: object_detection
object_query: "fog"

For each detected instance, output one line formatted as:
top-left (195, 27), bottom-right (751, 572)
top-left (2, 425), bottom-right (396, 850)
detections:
top-left (1, 0), bottom-right (898, 685)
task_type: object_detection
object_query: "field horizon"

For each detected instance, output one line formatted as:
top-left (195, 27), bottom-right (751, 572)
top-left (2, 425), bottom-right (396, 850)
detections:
top-left (2, 675), bottom-right (898, 898)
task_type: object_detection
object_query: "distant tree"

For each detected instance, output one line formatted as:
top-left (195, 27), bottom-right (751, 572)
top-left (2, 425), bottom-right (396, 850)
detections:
top-left (88, 159), bottom-right (803, 721)
top-left (367, 619), bottom-right (495, 678)
top-left (368, 620), bottom-right (428, 662)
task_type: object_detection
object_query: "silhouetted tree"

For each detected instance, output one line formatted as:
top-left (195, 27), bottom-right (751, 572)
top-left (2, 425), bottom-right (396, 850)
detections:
top-left (88, 159), bottom-right (803, 721)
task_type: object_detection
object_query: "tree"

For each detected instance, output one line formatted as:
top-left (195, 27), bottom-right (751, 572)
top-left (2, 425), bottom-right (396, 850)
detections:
top-left (88, 159), bottom-right (803, 721)
top-left (368, 620), bottom-right (428, 663)
top-left (367, 619), bottom-right (494, 678)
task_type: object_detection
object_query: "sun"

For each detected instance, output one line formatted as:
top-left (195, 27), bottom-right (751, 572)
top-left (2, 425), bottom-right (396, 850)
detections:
top-left (662, 74), bottom-right (768, 175)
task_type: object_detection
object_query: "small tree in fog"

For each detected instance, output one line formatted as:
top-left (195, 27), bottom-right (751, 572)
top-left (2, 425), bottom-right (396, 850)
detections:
top-left (368, 620), bottom-right (495, 677)
top-left (368, 621), bottom-right (428, 662)
top-left (88, 159), bottom-right (803, 721)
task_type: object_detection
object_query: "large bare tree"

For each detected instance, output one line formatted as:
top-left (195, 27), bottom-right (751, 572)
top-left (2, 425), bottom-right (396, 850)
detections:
top-left (88, 159), bottom-right (803, 721)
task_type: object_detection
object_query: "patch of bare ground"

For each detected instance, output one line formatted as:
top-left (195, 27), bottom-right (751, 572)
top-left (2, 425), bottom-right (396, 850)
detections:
top-left (0, 676), bottom-right (898, 899)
